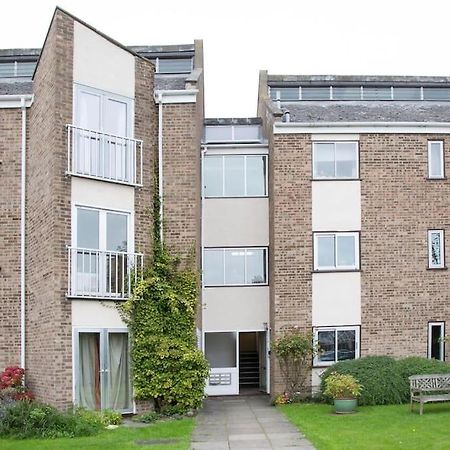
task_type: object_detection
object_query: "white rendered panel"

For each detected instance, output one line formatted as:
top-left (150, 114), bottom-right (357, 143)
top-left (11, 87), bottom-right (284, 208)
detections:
top-left (72, 301), bottom-right (126, 328)
top-left (203, 287), bottom-right (269, 331)
top-left (312, 272), bottom-right (361, 326)
top-left (204, 198), bottom-right (269, 247)
top-left (74, 22), bottom-right (135, 98)
top-left (312, 181), bottom-right (361, 231)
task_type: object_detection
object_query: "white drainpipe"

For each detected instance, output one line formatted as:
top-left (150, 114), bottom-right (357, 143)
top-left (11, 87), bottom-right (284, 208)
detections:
top-left (20, 97), bottom-right (27, 373)
top-left (158, 93), bottom-right (163, 241)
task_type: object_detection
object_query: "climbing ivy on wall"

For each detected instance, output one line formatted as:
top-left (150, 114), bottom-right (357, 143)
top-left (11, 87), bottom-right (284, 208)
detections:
top-left (120, 176), bottom-right (208, 413)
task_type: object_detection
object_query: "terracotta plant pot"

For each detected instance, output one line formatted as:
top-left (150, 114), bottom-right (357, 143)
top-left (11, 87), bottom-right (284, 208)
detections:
top-left (334, 398), bottom-right (357, 414)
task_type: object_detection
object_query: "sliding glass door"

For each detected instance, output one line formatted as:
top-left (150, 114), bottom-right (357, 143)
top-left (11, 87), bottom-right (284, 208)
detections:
top-left (76, 329), bottom-right (132, 412)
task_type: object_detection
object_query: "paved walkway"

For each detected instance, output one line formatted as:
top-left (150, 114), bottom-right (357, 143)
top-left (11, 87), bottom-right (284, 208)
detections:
top-left (191, 395), bottom-right (315, 450)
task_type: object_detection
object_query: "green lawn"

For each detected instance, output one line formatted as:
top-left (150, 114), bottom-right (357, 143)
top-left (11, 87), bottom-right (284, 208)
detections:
top-left (280, 403), bottom-right (450, 450)
top-left (0, 418), bottom-right (194, 450)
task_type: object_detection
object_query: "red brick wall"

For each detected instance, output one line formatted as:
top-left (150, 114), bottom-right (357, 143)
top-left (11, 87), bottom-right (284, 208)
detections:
top-left (360, 133), bottom-right (450, 359)
top-left (0, 109), bottom-right (22, 371)
top-left (269, 133), bottom-right (313, 394)
top-left (26, 10), bottom-right (73, 408)
top-left (134, 57), bottom-right (157, 259)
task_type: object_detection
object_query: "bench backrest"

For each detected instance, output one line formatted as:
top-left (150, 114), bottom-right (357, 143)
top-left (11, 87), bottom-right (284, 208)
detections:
top-left (409, 374), bottom-right (450, 391)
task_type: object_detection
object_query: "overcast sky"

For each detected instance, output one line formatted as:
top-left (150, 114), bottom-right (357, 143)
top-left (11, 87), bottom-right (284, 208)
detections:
top-left (3, 0), bottom-right (450, 117)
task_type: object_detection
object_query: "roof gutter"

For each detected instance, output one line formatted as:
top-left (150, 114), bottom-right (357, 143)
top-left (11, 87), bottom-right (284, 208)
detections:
top-left (154, 89), bottom-right (198, 104)
top-left (274, 121), bottom-right (450, 134)
top-left (0, 95), bottom-right (33, 109)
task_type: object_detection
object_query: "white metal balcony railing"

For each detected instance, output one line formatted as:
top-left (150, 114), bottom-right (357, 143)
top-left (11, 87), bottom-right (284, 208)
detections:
top-left (68, 247), bottom-right (144, 300)
top-left (67, 124), bottom-right (143, 186)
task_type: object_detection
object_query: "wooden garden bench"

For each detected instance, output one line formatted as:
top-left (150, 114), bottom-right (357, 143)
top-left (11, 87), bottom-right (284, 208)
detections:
top-left (409, 374), bottom-right (450, 415)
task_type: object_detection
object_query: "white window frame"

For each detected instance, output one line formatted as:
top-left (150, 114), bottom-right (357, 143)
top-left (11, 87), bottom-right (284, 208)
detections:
top-left (203, 247), bottom-right (268, 287)
top-left (313, 232), bottom-right (360, 271)
top-left (203, 154), bottom-right (268, 198)
top-left (313, 326), bottom-right (360, 367)
top-left (428, 229), bottom-right (445, 269)
top-left (312, 141), bottom-right (359, 180)
top-left (428, 322), bottom-right (445, 361)
top-left (428, 141), bottom-right (444, 179)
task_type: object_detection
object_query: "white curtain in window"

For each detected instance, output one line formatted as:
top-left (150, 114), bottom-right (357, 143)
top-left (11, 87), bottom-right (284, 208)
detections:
top-left (79, 333), bottom-right (101, 410)
top-left (107, 333), bottom-right (130, 411)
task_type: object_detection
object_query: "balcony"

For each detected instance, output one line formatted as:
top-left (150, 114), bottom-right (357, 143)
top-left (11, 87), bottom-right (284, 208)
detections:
top-left (67, 247), bottom-right (143, 300)
top-left (67, 124), bottom-right (143, 186)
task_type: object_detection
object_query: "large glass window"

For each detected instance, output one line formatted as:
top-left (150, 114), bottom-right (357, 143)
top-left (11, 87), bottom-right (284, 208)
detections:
top-left (314, 327), bottom-right (359, 366)
top-left (203, 155), bottom-right (267, 197)
top-left (203, 248), bottom-right (268, 286)
top-left (428, 229), bottom-right (445, 269)
top-left (428, 141), bottom-right (444, 179)
top-left (313, 142), bottom-right (358, 179)
top-left (156, 58), bottom-right (193, 74)
top-left (428, 322), bottom-right (445, 361)
top-left (314, 232), bottom-right (359, 271)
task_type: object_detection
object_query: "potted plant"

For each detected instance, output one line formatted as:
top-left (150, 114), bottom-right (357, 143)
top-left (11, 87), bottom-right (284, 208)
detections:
top-left (323, 372), bottom-right (362, 414)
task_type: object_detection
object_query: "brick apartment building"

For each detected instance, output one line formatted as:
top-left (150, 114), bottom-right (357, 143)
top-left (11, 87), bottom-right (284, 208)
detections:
top-left (1, 7), bottom-right (450, 410)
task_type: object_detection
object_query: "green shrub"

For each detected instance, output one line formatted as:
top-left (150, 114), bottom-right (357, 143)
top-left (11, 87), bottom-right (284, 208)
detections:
top-left (320, 356), bottom-right (450, 406)
top-left (321, 356), bottom-right (405, 405)
top-left (75, 407), bottom-right (122, 427)
top-left (0, 401), bottom-right (100, 439)
top-left (134, 411), bottom-right (159, 423)
top-left (323, 373), bottom-right (362, 399)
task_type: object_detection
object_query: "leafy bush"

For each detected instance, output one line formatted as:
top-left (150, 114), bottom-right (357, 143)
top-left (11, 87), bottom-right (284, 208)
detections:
top-left (134, 411), bottom-right (159, 423)
top-left (0, 401), bottom-right (101, 439)
top-left (320, 356), bottom-right (450, 405)
top-left (75, 407), bottom-right (122, 427)
top-left (120, 187), bottom-right (209, 414)
top-left (0, 366), bottom-right (33, 401)
top-left (323, 373), bottom-right (362, 399)
top-left (321, 356), bottom-right (405, 405)
top-left (272, 330), bottom-right (319, 396)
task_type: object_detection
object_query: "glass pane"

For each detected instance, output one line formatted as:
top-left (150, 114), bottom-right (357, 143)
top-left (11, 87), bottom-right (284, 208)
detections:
top-left (394, 87), bottom-right (421, 100)
top-left (224, 156), bottom-right (245, 196)
top-left (423, 88), bottom-right (450, 101)
top-left (302, 87), bottom-right (330, 100)
top-left (337, 330), bottom-right (356, 361)
top-left (278, 87), bottom-right (300, 100)
top-left (332, 87), bottom-right (361, 100)
top-left (107, 213), bottom-right (128, 252)
top-left (314, 143), bottom-right (335, 178)
top-left (78, 91), bottom-right (101, 130)
top-left (246, 156), bottom-right (266, 196)
top-left (317, 235), bottom-right (335, 268)
top-left (205, 332), bottom-right (237, 368)
top-left (0, 62), bottom-right (15, 77)
top-left (77, 208), bottom-right (99, 249)
top-left (233, 125), bottom-right (261, 141)
top-left (78, 332), bottom-right (101, 410)
top-left (318, 331), bottom-right (335, 362)
top-left (224, 249), bottom-right (245, 284)
top-left (430, 232), bottom-right (442, 266)
top-left (337, 235), bottom-right (356, 267)
top-left (429, 143), bottom-right (443, 177)
top-left (204, 156), bottom-right (223, 197)
top-left (158, 58), bottom-right (192, 73)
top-left (104, 99), bottom-right (127, 136)
top-left (107, 333), bottom-right (131, 410)
top-left (336, 142), bottom-right (357, 178)
top-left (431, 325), bottom-right (443, 360)
top-left (246, 249), bottom-right (266, 284)
top-left (204, 250), bottom-right (224, 285)
top-left (204, 126), bottom-right (232, 142)
top-left (15, 62), bottom-right (36, 77)
top-left (363, 87), bottom-right (391, 100)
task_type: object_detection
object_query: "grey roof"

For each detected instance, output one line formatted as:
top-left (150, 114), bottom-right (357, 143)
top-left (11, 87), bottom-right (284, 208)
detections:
top-left (268, 74), bottom-right (450, 87)
top-left (204, 118), bottom-right (262, 126)
top-left (154, 74), bottom-right (187, 90)
top-left (0, 48), bottom-right (40, 61)
top-left (0, 81), bottom-right (33, 95)
top-left (282, 101), bottom-right (450, 122)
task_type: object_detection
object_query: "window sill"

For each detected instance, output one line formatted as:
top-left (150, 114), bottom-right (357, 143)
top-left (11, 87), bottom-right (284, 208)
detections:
top-left (312, 269), bottom-right (361, 274)
top-left (425, 177), bottom-right (447, 181)
top-left (426, 266), bottom-right (448, 271)
top-left (204, 195), bottom-right (268, 199)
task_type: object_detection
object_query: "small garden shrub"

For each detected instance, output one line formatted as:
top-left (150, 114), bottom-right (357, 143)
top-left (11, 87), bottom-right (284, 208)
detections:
top-left (0, 401), bottom-right (101, 439)
top-left (75, 407), bottom-right (123, 427)
top-left (321, 356), bottom-right (450, 406)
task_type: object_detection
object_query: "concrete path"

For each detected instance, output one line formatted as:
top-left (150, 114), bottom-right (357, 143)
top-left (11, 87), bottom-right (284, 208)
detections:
top-left (191, 395), bottom-right (315, 450)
